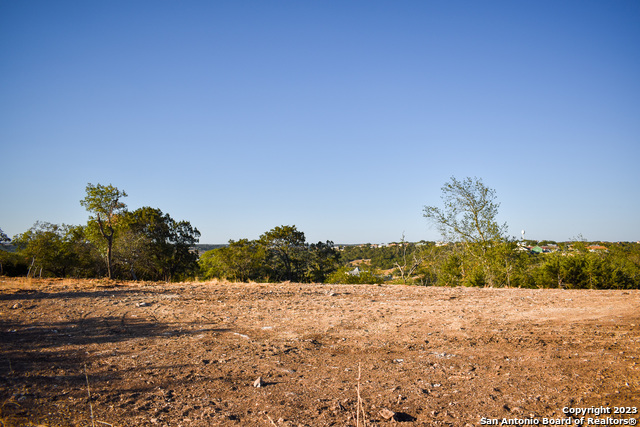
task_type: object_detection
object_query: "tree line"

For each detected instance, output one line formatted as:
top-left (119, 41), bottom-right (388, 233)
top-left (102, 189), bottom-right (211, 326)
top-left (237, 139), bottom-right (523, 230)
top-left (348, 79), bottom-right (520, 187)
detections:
top-left (198, 225), bottom-right (343, 283)
top-left (417, 176), bottom-right (640, 289)
top-left (1, 178), bottom-right (639, 288)
top-left (0, 183), bottom-right (200, 281)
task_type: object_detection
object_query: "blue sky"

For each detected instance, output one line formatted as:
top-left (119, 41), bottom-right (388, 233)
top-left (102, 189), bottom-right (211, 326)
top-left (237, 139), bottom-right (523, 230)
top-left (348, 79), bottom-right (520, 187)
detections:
top-left (1, 0), bottom-right (639, 244)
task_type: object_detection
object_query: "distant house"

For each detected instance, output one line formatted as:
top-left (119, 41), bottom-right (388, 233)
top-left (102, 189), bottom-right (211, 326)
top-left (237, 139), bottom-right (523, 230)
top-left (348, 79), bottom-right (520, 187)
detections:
top-left (587, 245), bottom-right (609, 253)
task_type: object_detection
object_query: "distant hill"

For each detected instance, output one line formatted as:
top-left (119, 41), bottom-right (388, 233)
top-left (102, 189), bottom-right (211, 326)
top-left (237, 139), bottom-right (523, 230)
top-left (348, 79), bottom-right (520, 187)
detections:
top-left (193, 244), bottom-right (227, 254)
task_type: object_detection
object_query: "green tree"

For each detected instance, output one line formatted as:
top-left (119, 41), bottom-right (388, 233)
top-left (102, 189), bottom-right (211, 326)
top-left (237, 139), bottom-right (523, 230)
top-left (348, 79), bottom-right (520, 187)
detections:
top-left (113, 228), bottom-right (154, 280)
top-left (199, 234), bottom-right (339, 283)
top-left (198, 248), bottom-right (227, 280)
top-left (423, 176), bottom-right (507, 247)
top-left (12, 222), bottom-right (78, 277)
top-left (80, 183), bottom-right (127, 279)
top-left (168, 219), bottom-right (201, 280)
top-left (64, 224), bottom-right (104, 278)
top-left (305, 240), bottom-right (340, 283)
top-left (1, 228), bottom-right (28, 276)
top-left (423, 176), bottom-right (509, 287)
top-left (259, 225), bottom-right (307, 282)
top-left (0, 250), bottom-right (27, 276)
top-left (118, 207), bottom-right (200, 281)
top-left (199, 239), bottom-right (266, 282)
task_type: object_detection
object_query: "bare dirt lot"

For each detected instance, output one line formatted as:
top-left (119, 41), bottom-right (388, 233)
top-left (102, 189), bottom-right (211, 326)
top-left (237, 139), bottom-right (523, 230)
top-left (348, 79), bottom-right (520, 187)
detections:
top-left (1, 278), bottom-right (639, 426)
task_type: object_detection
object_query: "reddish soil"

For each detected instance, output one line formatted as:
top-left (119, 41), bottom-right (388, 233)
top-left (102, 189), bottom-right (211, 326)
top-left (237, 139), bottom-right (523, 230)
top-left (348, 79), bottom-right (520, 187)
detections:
top-left (1, 278), bottom-right (639, 426)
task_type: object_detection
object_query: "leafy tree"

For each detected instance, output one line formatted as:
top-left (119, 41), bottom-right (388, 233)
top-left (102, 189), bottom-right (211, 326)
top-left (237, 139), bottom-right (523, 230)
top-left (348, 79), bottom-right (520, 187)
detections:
top-left (0, 250), bottom-right (27, 276)
top-left (64, 224), bottom-right (104, 278)
top-left (12, 222), bottom-right (78, 277)
top-left (608, 243), bottom-right (640, 288)
top-left (80, 183), bottom-right (127, 279)
top-left (485, 240), bottom-right (529, 287)
top-left (423, 176), bottom-right (507, 247)
top-left (1, 229), bottom-right (27, 276)
top-left (436, 244), bottom-right (465, 286)
top-left (423, 176), bottom-right (509, 287)
top-left (118, 207), bottom-right (200, 281)
top-left (167, 219), bottom-right (201, 280)
top-left (198, 248), bottom-right (227, 280)
top-left (199, 228), bottom-right (339, 283)
top-left (221, 239), bottom-right (267, 282)
top-left (259, 225), bottom-right (307, 282)
top-left (113, 228), bottom-right (154, 280)
top-left (199, 239), bottom-right (266, 282)
top-left (305, 240), bottom-right (340, 283)
top-left (528, 248), bottom-right (640, 290)
top-left (411, 242), bottom-right (442, 286)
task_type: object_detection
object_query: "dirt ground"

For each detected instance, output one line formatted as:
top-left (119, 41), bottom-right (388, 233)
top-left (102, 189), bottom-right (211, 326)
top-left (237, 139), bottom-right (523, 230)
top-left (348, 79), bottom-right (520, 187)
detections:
top-left (1, 278), bottom-right (639, 427)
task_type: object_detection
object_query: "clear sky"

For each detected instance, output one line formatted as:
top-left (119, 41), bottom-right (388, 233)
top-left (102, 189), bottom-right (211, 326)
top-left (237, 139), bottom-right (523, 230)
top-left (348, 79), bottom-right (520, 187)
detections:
top-left (1, 0), bottom-right (639, 244)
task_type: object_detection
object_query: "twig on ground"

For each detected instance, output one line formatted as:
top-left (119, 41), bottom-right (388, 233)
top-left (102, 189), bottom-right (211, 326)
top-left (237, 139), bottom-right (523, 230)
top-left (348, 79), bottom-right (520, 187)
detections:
top-left (85, 364), bottom-right (96, 427)
top-left (356, 362), bottom-right (367, 427)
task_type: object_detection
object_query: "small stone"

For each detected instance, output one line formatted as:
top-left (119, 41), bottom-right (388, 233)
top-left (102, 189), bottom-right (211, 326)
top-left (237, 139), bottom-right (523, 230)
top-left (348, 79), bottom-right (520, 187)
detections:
top-left (253, 377), bottom-right (265, 387)
top-left (11, 303), bottom-right (22, 309)
top-left (379, 408), bottom-right (395, 420)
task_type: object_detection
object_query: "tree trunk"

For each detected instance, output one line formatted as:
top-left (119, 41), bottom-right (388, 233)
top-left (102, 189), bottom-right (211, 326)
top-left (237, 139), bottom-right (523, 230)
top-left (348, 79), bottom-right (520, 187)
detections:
top-left (97, 218), bottom-right (114, 280)
top-left (27, 257), bottom-right (35, 278)
top-left (106, 234), bottom-right (113, 279)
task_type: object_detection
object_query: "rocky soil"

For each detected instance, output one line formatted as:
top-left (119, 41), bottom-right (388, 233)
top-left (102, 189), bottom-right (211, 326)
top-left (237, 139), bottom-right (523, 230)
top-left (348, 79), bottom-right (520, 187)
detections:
top-left (1, 278), bottom-right (639, 426)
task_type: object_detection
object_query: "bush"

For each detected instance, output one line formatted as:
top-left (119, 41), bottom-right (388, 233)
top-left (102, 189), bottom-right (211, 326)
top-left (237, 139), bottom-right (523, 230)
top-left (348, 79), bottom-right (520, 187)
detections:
top-left (0, 249), bottom-right (28, 276)
top-left (325, 266), bottom-right (384, 284)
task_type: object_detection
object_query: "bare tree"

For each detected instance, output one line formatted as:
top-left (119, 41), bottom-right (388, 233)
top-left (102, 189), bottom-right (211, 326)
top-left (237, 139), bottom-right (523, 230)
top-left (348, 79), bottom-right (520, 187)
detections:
top-left (393, 232), bottom-right (422, 284)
